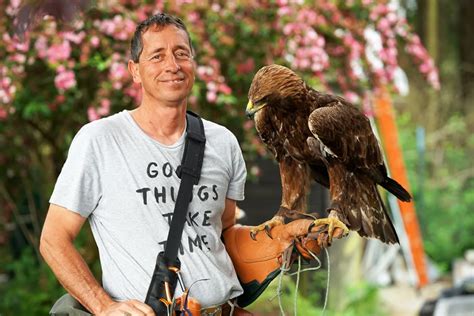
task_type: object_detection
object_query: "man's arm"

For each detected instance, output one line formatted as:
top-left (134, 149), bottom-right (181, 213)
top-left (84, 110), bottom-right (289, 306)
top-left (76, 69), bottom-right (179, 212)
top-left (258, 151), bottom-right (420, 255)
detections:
top-left (40, 204), bottom-right (154, 316)
top-left (222, 198), bottom-right (237, 231)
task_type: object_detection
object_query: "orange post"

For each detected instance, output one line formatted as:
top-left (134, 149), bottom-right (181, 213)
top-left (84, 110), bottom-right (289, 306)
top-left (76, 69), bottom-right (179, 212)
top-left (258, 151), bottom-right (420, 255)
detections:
top-left (374, 92), bottom-right (429, 287)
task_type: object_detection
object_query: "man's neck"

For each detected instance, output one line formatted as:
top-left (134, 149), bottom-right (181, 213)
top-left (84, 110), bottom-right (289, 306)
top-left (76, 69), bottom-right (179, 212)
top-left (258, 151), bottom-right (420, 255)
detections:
top-left (131, 101), bottom-right (187, 146)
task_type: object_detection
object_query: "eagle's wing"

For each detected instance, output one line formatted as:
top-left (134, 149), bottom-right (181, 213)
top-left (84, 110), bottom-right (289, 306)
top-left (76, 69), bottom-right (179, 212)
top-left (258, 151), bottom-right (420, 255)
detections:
top-left (307, 99), bottom-right (383, 170)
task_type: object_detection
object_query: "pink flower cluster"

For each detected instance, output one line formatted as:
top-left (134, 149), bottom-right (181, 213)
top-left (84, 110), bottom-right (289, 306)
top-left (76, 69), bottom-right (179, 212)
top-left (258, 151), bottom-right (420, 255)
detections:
top-left (342, 33), bottom-right (364, 81)
top-left (54, 65), bottom-right (76, 92)
top-left (95, 15), bottom-right (136, 41)
top-left (0, 67), bottom-right (16, 106)
top-left (405, 35), bottom-right (440, 90)
top-left (196, 59), bottom-right (232, 104)
top-left (6, 0), bottom-right (21, 16)
top-left (88, 99), bottom-right (111, 121)
top-left (278, 7), bottom-right (329, 73)
top-left (370, 2), bottom-right (440, 90)
top-left (109, 53), bottom-right (129, 90)
top-left (46, 40), bottom-right (72, 63)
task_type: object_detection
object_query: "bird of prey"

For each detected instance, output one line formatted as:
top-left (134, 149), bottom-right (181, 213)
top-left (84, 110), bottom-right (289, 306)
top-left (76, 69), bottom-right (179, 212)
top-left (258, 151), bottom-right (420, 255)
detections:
top-left (246, 64), bottom-right (411, 244)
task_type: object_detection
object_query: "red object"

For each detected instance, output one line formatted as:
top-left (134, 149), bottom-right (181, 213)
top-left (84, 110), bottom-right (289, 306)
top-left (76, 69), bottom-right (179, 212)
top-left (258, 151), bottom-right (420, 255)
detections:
top-left (374, 92), bottom-right (429, 287)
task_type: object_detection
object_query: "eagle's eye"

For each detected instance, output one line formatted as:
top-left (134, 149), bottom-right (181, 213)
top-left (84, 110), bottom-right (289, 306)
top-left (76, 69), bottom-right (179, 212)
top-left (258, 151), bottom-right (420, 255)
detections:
top-left (255, 95), bottom-right (270, 105)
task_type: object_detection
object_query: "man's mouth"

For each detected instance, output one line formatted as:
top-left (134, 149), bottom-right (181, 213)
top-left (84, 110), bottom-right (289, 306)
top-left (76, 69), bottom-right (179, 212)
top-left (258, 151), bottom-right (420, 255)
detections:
top-left (161, 78), bottom-right (184, 83)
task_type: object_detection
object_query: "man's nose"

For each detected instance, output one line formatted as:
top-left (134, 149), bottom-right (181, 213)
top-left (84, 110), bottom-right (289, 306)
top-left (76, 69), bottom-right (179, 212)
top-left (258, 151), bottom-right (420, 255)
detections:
top-left (164, 54), bottom-right (181, 72)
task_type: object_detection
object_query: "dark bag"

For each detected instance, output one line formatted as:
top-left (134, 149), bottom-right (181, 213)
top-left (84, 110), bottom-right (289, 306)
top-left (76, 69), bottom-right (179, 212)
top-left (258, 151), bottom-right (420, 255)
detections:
top-left (145, 111), bottom-right (206, 315)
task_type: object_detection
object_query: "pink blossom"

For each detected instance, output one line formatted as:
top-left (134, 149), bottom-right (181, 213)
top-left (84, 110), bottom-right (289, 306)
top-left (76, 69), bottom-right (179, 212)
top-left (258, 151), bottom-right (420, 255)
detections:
top-left (0, 106), bottom-right (7, 119)
top-left (98, 16), bottom-right (136, 41)
top-left (427, 71), bottom-right (440, 90)
top-left (98, 99), bottom-right (111, 116)
top-left (211, 3), bottom-right (221, 12)
top-left (187, 12), bottom-right (200, 24)
top-left (54, 67), bottom-right (76, 92)
top-left (344, 91), bottom-right (360, 104)
top-left (419, 60), bottom-right (433, 74)
top-left (206, 90), bottom-right (217, 103)
top-left (362, 92), bottom-right (374, 117)
top-left (250, 165), bottom-right (261, 177)
top-left (6, 0), bottom-right (21, 16)
top-left (10, 53), bottom-right (26, 64)
top-left (87, 107), bottom-right (100, 121)
top-left (109, 62), bottom-right (128, 81)
top-left (377, 18), bottom-right (390, 32)
top-left (125, 83), bottom-right (142, 104)
top-left (14, 41), bottom-right (29, 53)
top-left (35, 36), bottom-right (48, 59)
top-left (277, 6), bottom-right (292, 16)
top-left (10, 0), bottom-right (21, 8)
top-left (62, 31), bottom-right (85, 44)
top-left (218, 84), bottom-right (232, 95)
top-left (206, 82), bottom-right (217, 92)
top-left (90, 36), bottom-right (100, 47)
top-left (47, 41), bottom-right (71, 63)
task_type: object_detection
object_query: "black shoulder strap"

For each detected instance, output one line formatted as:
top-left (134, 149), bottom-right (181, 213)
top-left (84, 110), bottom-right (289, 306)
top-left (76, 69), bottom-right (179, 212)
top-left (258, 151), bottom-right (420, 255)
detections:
top-left (164, 110), bottom-right (206, 261)
top-left (145, 111), bottom-right (206, 313)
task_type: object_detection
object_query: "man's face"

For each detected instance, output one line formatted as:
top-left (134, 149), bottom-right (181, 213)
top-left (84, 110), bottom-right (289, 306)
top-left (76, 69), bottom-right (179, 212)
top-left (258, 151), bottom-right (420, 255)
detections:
top-left (129, 25), bottom-right (195, 106)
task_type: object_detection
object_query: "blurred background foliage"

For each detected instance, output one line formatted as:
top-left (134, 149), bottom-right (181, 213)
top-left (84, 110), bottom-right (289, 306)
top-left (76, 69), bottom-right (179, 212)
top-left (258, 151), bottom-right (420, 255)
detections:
top-left (0, 0), bottom-right (472, 315)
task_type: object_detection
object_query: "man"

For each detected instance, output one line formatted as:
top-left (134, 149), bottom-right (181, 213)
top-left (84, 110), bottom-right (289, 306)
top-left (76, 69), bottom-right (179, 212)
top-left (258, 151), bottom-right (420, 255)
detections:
top-left (40, 13), bottom-right (246, 315)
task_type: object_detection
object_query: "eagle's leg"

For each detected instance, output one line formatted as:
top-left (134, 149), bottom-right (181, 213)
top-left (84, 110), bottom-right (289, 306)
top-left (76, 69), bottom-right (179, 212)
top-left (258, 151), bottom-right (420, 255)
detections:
top-left (249, 214), bottom-right (285, 240)
top-left (308, 209), bottom-right (349, 244)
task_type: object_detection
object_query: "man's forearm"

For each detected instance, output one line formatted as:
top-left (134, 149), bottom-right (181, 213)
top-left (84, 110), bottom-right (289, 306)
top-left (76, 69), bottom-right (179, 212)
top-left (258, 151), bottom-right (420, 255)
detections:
top-left (40, 237), bottom-right (113, 314)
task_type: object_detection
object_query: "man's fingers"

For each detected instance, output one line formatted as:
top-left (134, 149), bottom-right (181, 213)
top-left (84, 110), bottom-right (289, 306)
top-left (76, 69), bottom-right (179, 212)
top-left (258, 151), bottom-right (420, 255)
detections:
top-left (101, 300), bottom-right (152, 316)
top-left (128, 300), bottom-right (155, 315)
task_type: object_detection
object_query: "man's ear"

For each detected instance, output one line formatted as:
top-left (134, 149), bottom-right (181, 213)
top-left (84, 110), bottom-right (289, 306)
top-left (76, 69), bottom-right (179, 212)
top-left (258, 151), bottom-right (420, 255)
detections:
top-left (128, 60), bottom-right (141, 83)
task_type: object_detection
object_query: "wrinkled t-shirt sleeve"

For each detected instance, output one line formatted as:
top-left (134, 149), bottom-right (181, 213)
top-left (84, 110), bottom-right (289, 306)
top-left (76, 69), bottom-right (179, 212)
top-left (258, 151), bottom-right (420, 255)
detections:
top-left (49, 126), bottom-right (102, 218)
top-left (226, 134), bottom-right (246, 201)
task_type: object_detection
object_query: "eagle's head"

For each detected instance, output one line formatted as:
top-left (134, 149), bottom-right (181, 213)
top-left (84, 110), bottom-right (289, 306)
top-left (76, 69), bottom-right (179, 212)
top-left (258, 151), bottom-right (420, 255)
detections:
top-left (246, 64), bottom-right (306, 118)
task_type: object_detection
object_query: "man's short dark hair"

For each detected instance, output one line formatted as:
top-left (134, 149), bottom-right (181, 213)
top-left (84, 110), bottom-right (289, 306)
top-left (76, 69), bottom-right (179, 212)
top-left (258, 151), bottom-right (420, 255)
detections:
top-left (130, 13), bottom-right (194, 63)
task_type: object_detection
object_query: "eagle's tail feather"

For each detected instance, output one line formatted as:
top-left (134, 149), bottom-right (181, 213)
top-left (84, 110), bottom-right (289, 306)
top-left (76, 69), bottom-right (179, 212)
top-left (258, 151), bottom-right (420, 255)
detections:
top-left (382, 177), bottom-right (412, 202)
top-left (329, 165), bottom-right (399, 244)
top-left (375, 189), bottom-right (399, 244)
top-left (352, 185), bottom-right (399, 244)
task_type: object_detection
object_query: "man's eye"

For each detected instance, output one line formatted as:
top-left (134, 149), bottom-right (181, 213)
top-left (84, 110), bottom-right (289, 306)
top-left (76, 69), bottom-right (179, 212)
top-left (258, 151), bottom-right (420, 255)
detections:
top-left (152, 55), bottom-right (163, 60)
top-left (175, 50), bottom-right (191, 59)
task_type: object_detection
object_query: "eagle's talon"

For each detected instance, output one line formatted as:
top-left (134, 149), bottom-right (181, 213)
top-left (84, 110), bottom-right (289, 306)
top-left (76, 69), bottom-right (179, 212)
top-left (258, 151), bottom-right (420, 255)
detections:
top-left (250, 216), bottom-right (285, 241)
top-left (250, 231), bottom-right (257, 241)
top-left (311, 217), bottom-right (349, 244)
top-left (264, 225), bottom-right (273, 239)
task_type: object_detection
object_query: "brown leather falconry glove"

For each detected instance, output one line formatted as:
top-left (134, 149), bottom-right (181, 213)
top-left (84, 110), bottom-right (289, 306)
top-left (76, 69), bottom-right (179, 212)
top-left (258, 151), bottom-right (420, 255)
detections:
top-left (222, 219), bottom-right (345, 307)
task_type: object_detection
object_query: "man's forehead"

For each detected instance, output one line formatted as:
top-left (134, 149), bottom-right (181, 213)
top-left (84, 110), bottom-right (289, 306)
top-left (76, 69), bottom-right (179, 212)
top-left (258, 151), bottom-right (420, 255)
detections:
top-left (142, 25), bottom-right (190, 49)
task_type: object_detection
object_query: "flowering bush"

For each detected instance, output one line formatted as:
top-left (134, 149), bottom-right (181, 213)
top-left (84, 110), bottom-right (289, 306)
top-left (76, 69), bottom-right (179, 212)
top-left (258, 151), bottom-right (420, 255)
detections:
top-left (0, 0), bottom-right (438, 243)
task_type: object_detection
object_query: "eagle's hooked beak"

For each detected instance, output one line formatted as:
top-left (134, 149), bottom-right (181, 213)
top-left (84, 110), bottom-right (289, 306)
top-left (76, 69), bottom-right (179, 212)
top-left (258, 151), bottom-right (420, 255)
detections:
top-left (246, 100), bottom-right (267, 118)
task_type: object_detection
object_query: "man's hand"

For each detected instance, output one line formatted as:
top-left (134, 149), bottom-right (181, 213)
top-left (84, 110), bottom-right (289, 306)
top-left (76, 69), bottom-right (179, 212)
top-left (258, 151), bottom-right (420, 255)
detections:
top-left (98, 300), bottom-right (155, 316)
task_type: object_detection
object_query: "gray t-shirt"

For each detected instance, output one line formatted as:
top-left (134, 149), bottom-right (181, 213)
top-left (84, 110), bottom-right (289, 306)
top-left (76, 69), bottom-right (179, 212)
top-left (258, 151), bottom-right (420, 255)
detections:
top-left (50, 110), bottom-right (247, 307)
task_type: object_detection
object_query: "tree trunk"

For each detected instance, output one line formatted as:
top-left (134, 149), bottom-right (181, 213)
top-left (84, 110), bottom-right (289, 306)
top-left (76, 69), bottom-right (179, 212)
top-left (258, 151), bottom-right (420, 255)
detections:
top-left (460, 0), bottom-right (474, 119)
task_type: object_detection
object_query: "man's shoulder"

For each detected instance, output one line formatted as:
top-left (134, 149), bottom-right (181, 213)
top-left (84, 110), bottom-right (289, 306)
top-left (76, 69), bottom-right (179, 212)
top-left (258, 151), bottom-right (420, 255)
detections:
top-left (77, 111), bottom-right (127, 139)
top-left (202, 118), bottom-right (235, 140)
